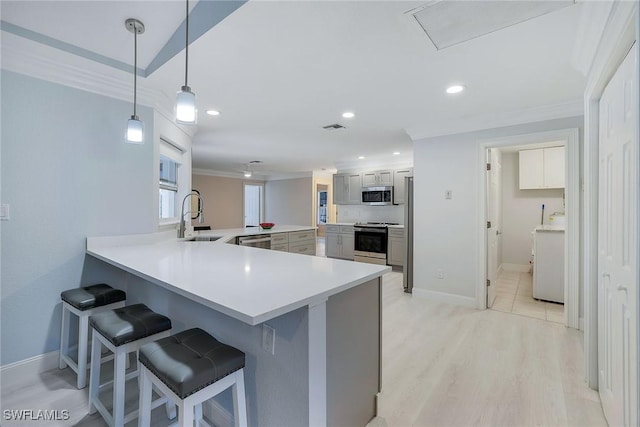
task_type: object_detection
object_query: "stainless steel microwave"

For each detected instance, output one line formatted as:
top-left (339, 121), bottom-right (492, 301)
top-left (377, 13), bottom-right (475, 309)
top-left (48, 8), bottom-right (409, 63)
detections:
top-left (362, 186), bottom-right (393, 206)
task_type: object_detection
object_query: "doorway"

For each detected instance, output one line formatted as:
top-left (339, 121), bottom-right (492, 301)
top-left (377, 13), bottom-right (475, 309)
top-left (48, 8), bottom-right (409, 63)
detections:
top-left (486, 143), bottom-right (567, 324)
top-left (477, 128), bottom-right (580, 330)
top-left (317, 184), bottom-right (328, 237)
top-left (244, 183), bottom-right (264, 228)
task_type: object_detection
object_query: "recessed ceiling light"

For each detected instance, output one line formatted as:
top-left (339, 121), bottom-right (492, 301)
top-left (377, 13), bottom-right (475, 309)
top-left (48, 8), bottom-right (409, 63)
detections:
top-left (358, 156), bottom-right (365, 160)
top-left (206, 110), bottom-right (220, 116)
top-left (342, 112), bottom-right (355, 118)
top-left (446, 85), bottom-right (465, 94)
top-left (393, 151), bottom-right (400, 156)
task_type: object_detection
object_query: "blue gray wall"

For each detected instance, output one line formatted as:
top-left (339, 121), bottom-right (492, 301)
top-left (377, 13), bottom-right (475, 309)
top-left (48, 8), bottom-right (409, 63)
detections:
top-left (0, 70), bottom-right (155, 365)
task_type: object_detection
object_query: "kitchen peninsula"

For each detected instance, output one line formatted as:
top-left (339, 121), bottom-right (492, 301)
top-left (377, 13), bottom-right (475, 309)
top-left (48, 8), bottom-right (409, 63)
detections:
top-left (86, 227), bottom-right (389, 426)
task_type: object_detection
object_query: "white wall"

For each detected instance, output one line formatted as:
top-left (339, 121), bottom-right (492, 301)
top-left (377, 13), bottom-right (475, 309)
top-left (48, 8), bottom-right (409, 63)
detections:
top-left (265, 177), bottom-right (313, 226)
top-left (412, 116), bottom-right (583, 303)
top-left (0, 70), bottom-right (155, 365)
top-left (501, 152), bottom-right (565, 267)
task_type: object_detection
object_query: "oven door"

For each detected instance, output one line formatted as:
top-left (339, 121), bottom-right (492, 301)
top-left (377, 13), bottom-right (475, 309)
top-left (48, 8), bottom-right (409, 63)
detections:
top-left (354, 227), bottom-right (387, 262)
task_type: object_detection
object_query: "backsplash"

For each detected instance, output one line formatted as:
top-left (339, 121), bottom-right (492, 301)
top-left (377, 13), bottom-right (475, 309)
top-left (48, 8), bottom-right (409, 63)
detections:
top-left (336, 204), bottom-right (404, 224)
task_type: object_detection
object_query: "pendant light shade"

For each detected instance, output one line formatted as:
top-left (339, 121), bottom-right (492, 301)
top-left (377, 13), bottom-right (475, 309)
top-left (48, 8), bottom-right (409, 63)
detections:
top-left (127, 116), bottom-right (144, 143)
top-left (176, 0), bottom-right (197, 125)
top-left (176, 85), bottom-right (196, 124)
top-left (125, 18), bottom-right (145, 144)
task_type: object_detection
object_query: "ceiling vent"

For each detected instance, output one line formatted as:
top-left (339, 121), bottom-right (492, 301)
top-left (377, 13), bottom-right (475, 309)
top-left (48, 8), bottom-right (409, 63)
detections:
top-left (408, 0), bottom-right (575, 50)
top-left (322, 123), bottom-right (346, 130)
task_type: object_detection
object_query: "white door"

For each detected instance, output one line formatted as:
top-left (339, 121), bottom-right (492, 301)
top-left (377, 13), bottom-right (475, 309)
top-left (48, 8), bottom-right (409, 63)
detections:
top-left (486, 148), bottom-right (502, 308)
top-left (244, 184), bottom-right (263, 227)
top-left (598, 44), bottom-right (637, 427)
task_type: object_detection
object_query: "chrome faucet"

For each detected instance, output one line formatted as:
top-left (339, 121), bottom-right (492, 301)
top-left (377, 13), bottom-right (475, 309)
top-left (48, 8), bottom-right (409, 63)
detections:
top-left (178, 191), bottom-right (204, 238)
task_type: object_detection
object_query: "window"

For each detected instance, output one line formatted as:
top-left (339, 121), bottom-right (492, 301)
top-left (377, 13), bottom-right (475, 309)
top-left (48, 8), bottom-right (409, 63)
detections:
top-left (159, 139), bottom-right (184, 222)
top-left (244, 183), bottom-right (264, 227)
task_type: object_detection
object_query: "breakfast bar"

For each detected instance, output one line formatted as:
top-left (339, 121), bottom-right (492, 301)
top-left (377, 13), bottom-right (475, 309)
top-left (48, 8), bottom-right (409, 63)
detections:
top-left (86, 229), bottom-right (390, 426)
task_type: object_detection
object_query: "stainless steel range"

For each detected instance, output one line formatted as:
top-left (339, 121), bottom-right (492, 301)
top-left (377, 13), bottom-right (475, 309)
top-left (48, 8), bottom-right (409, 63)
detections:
top-left (353, 222), bottom-right (399, 265)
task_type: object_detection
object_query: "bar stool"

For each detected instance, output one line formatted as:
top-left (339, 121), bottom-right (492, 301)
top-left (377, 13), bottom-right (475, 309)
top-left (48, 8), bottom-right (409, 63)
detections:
top-left (88, 303), bottom-right (173, 427)
top-left (138, 328), bottom-right (247, 427)
top-left (59, 283), bottom-right (126, 389)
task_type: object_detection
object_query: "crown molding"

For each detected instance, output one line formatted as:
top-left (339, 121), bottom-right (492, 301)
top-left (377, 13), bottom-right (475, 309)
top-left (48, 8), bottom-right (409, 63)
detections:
top-left (406, 99), bottom-right (584, 141)
top-left (570, 0), bottom-right (614, 77)
top-left (0, 32), bottom-right (185, 132)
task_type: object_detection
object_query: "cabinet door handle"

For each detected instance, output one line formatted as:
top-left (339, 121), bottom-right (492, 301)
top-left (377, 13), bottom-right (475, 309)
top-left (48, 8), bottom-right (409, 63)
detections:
top-left (617, 284), bottom-right (628, 292)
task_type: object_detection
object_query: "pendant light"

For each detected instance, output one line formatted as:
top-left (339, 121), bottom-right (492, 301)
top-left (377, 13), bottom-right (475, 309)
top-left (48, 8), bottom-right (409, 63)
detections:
top-left (175, 0), bottom-right (196, 124)
top-left (244, 163), bottom-right (252, 178)
top-left (125, 18), bottom-right (145, 144)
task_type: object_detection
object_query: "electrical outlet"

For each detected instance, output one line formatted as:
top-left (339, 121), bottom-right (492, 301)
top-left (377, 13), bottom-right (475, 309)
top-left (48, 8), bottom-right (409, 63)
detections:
top-left (436, 269), bottom-right (444, 279)
top-left (262, 324), bottom-right (275, 355)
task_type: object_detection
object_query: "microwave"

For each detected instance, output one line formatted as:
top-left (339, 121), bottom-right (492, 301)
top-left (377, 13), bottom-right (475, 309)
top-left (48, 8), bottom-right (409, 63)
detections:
top-left (362, 186), bottom-right (393, 206)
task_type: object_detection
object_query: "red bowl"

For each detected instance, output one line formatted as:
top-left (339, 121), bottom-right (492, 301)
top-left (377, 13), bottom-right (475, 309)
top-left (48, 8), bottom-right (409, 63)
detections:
top-left (260, 222), bottom-right (275, 229)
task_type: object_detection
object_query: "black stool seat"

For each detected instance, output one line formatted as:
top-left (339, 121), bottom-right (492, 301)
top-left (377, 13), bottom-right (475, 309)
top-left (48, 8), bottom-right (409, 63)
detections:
top-left (61, 284), bottom-right (126, 310)
top-left (89, 304), bottom-right (171, 346)
top-left (139, 328), bottom-right (245, 399)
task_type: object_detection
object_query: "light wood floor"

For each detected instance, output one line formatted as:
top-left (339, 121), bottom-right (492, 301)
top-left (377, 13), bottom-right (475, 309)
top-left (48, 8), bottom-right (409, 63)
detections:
top-left (370, 272), bottom-right (607, 427)
top-left (491, 270), bottom-right (565, 323)
top-left (1, 271), bottom-right (606, 427)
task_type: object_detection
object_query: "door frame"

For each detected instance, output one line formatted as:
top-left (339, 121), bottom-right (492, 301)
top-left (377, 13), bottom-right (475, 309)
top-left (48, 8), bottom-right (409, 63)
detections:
top-left (242, 182), bottom-right (264, 228)
top-left (583, 2), bottom-right (638, 390)
top-left (476, 128), bottom-right (580, 330)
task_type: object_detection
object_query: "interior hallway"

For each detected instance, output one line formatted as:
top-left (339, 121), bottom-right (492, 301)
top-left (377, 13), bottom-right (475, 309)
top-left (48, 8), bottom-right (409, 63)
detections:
top-left (370, 272), bottom-right (606, 427)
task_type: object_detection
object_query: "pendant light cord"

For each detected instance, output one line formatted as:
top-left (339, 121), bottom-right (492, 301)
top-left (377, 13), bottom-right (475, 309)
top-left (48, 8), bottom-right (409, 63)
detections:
top-left (184, 0), bottom-right (189, 87)
top-left (133, 27), bottom-right (138, 117)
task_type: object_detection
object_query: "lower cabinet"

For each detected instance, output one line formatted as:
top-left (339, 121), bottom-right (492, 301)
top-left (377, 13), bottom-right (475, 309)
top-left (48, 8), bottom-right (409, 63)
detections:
top-left (387, 228), bottom-right (405, 267)
top-left (269, 230), bottom-right (317, 256)
top-left (326, 225), bottom-right (355, 260)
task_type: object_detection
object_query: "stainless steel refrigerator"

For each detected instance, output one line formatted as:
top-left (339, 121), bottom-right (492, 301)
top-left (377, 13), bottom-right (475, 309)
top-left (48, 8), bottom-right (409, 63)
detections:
top-left (403, 176), bottom-right (414, 293)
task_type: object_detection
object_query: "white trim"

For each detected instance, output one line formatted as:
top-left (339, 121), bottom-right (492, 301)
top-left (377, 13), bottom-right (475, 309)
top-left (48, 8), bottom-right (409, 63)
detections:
top-left (476, 128), bottom-right (580, 330)
top-left (580, 317), bottom-right (585, 332)
top-left (406, 100), bottom-right (583, 141)
top-left (583, 0), bottom-right (638, 391)
top-left (501, 263), bottom-right (531, 273)
top-left (0, 351), bottom-right (59, 388)
top-left (411, 288), bottom-right (477, 308)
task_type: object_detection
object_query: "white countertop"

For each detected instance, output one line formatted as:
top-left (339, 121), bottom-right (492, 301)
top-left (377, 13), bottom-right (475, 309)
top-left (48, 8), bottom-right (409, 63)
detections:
top-left (534, 225), bottom-right (565, 232)
top-left (87, 230), bottom-right (389, 325)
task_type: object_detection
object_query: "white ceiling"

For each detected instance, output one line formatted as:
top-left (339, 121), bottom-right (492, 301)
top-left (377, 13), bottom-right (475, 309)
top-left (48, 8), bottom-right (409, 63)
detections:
top-left (1, 0), bottom-right (589, 178)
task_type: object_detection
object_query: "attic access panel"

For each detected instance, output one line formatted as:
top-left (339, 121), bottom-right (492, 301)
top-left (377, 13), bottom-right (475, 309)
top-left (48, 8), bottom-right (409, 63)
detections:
top-left (411, 0), bottom-right (575, 50)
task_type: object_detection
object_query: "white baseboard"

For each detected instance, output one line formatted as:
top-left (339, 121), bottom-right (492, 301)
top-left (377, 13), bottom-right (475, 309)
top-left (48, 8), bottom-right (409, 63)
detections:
top-left (411, 288), bottom-right (477, 308)
top-left (203, 397), bottom-right (234, 427)
top-left (1, 350), bottom-right (60, 388)
top-left (501, 263), bottom-right (531, 273)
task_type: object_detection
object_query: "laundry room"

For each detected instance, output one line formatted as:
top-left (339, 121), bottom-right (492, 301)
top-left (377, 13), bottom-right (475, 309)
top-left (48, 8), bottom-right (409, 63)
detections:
top-left (490, 141), bottom-right (567, 322)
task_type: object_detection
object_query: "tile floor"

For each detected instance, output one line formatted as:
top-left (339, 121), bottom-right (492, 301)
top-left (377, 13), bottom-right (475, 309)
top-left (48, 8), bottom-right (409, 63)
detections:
top-left (491, 269), bottom-right (565, 323)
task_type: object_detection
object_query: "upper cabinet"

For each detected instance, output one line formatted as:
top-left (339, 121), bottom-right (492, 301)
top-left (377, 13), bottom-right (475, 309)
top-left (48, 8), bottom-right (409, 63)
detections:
top-left (393, 168), bottom-right (413, 205)
top-left (519, 147), bottom-right (565, 190)
top-left (333, 173), bottom-right (362, 205)
top-left (362, 170), bottom-right (393, 186)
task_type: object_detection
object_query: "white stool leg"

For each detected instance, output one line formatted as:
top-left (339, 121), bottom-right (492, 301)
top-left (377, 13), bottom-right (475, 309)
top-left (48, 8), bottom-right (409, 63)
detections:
top-left (166, 400), bottom-right (177, 420)
top-left (138, 365), bottom-right (152, 427)
top-left (59, 305), bottom-right (70, 369)
top-left (179, 400), bottom-right (194, 427)
top-left (88, 333), bottom-right (102, 414)
top-left (113, 348), bottom-right (127, 427)
top-left (232, 369), bottom-right (248, 427)
top-left (76, 314), bottom-right (89, 389)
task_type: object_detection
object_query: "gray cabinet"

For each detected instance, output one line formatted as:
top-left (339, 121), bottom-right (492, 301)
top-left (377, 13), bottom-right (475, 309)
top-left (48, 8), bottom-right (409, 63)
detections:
top-left (392, 168), bottom-right (413, 205)
top-left (362, 170), bottom-right (392, 187)
top-left (269, 230), bottom-right (317, 255)
top-left (387, 227), bottom-right (405, 267)
top-left (326, 225), bottom-right (354, 260)
top-left (333, 173), bottom-right (362, 205)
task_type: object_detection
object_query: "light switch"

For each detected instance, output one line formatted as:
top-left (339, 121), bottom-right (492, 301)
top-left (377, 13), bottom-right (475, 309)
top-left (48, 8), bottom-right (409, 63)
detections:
top-left (0, 204), bottom-right (9, 220)
top-left (445, 190), bottom-right (452, 200)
